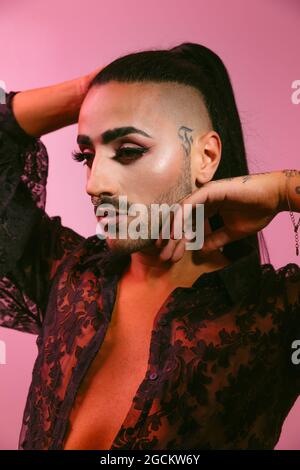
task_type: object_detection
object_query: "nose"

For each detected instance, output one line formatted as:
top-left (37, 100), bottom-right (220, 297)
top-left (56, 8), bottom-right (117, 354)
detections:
top-left (85, 155), bottom-right (118, 200)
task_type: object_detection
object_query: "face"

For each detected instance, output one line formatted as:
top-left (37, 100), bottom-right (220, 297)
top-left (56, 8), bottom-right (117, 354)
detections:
top-left (76, 81), bottom-right (209, 257)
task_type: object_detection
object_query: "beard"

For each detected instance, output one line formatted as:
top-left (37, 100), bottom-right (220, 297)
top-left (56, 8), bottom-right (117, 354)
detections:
top-left (103, 155), bottom-right (193, 262)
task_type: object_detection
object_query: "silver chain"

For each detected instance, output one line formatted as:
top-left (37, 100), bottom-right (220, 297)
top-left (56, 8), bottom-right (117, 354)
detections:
top-left (286, 175), bottom-right (300, 256)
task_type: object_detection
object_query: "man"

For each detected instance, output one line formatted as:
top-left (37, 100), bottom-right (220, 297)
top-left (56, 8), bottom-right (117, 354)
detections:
top-left (1, 46), bottom-right (300, 450)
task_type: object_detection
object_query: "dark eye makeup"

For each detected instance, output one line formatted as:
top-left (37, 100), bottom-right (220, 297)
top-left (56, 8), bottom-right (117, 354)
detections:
top-left (71, 146), bottom-right (148, 166)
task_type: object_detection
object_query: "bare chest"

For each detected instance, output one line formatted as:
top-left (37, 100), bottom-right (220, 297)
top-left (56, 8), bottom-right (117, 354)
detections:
top-left (63, 281), bottom-right (173, 450)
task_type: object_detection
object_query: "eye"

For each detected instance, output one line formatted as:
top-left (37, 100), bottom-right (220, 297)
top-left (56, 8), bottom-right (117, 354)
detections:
top-left (71, 146), bottom-right (148, 166)
top-left (113, 146), bottom-right (147, 164)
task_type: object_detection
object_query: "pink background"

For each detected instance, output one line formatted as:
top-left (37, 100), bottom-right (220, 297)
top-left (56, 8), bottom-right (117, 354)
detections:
top-left (0, 0), bottom-right (300, 450)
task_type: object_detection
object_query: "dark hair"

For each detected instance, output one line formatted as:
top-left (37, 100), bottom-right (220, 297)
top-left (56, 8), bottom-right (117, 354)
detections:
top-left (88, 42), bottom-right (270, 265)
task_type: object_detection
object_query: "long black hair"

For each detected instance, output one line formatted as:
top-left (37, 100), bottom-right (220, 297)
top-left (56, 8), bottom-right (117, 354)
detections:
top-left (87, 42), bottom-right (270, 265)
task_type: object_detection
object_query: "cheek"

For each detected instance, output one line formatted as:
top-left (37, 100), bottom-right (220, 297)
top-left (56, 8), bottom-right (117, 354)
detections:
top-left (124, 149), bottom-right (182, 199)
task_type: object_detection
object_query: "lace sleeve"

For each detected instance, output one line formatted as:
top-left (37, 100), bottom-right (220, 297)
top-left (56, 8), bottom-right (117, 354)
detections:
top-left (0, 90), bottom-right (84, 335)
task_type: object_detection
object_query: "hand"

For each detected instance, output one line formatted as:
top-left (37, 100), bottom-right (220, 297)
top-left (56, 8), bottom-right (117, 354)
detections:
top-left (155, 171), bottom-right (286, 262)
top-left (79, 65), bottom-right (106, 96)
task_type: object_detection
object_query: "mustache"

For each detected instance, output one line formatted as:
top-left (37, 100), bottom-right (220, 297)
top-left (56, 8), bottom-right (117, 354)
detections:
top-left (91, 196), bottom-right (129, 216)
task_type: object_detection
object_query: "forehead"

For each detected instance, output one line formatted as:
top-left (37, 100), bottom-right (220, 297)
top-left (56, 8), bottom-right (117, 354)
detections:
top-left (78, 81), bottom-right (203, 135)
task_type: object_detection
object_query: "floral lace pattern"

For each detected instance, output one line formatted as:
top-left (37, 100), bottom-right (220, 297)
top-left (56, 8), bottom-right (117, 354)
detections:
top-left (1, 91), bottom-right (300, 450)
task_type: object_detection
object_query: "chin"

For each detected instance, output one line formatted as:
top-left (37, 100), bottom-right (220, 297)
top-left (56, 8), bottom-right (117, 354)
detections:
top-left (105, 234), bottom-right (155, 256)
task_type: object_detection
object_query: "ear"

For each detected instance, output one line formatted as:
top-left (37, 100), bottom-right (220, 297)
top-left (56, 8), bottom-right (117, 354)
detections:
top-left (191, 131), bottom-right (222, 189)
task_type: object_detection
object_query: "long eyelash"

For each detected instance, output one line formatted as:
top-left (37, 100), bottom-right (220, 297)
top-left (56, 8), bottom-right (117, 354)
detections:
top-left (71, 150), bottom-right (93, 163)
top-left (71, 147), bottom-right (147, 165)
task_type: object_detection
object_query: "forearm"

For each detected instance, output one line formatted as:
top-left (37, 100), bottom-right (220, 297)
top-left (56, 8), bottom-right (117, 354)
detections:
top-left (278, 170), bottom-right (300, 213)
top-left (11, 75), bottom-right (89, 138)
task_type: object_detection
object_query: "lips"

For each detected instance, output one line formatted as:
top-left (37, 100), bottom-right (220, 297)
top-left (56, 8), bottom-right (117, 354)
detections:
top-left (96, 206), bottom-right (127, 216)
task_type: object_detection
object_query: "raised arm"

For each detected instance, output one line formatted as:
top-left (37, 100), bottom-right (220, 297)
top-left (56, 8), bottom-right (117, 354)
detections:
top-left (10, 67), bottom-right (102, 138)
top-left (0, 70), bottom-right (101, 334)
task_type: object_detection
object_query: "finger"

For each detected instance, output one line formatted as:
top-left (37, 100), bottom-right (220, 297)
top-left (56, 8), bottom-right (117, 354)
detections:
top-left (154, 217), bottom-right (167, 248)
top-left (182, 185), bottom-right (226, 221)
top-left (171, 198), bottom-right (221, 242)
top-left (156, 206), bottom-right (179, 252)
top-left (89, 65), bottom-right (105, 80)
top-left (200, 227), bottom-right (233, 254)
top-left (170, 237), bottom-right (187, 263)
top-left (155, 236), bottom-right (162, 248)
top-left (159, 237), bottom-right (181, 261)
top-left (170, 201), bottom-right (192, 239)
top-left (160, 214), bottom-right (186, 260)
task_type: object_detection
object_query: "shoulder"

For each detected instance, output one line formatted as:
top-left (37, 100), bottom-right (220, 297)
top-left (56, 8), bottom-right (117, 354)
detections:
top-left (255, 261), bottom-right (300, 336)
top-left (274, 262), bottom-right (300, 310)
top-left (257, 260), bottom-right (300, 298)
top-left (55, 235), bottom-right (115, 276)
top-left (242, 260), bottom-right (300, 321)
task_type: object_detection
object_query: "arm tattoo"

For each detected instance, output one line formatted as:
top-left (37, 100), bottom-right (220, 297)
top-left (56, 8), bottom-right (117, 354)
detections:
top-left (282, 169), bottom-right (300, 178)
top-left (178, 126), bottom-right (194, 158)
top-left (242, 175), bottom-right (251, 183)
top-left (210, 173), bottom-right (268, 185)
top-left (241, 172), bottom-right (270, 183)
top-left (282, 170), bottom-right (300, 197)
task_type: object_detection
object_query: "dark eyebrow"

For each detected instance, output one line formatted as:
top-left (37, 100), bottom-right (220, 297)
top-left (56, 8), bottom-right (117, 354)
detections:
top-left (77, 126), bottom-right (153, 146)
